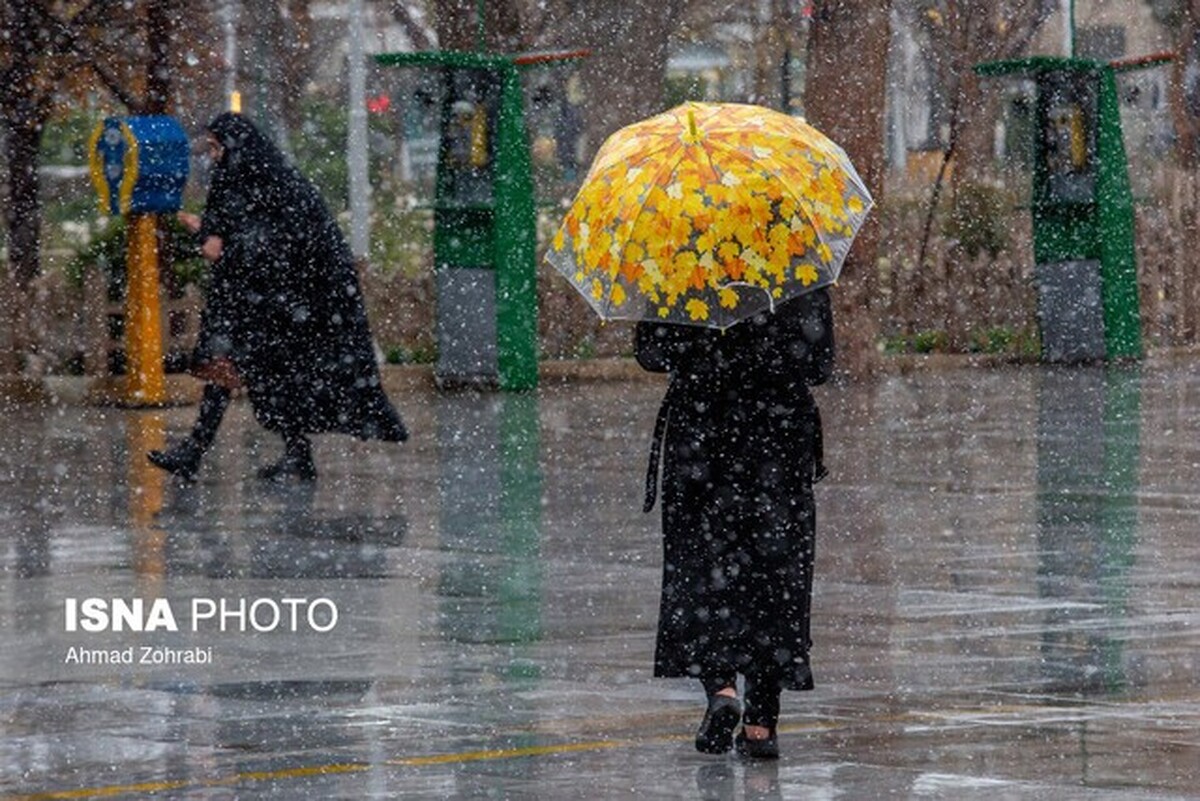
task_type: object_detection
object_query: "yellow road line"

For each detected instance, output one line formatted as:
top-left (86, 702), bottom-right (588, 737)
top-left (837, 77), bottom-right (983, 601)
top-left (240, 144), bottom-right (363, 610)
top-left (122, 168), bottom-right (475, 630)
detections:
top-left (387, 739), bottom-right (626, 767)
top-left (7, 762), bottom-right (372, 801)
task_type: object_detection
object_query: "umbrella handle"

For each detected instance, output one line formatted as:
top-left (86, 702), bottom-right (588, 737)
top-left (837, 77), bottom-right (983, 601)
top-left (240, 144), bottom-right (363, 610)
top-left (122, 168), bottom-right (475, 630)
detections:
top-left (719, 282), bottom-right (775, 314)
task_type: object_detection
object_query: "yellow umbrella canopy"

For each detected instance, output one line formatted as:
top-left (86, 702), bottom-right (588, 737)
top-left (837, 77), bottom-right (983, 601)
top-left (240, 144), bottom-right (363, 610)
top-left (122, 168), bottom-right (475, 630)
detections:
top-left (546, 101), bottom-right (873, 328)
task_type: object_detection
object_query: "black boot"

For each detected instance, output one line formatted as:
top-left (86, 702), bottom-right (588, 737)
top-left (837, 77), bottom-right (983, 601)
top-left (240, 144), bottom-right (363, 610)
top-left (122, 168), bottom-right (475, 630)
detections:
top-left (257, 433), bottom-right (317, 481)
top-left (734, 728), bottom-right (779, 760)
top-left (148, 438), bottom-right (204, 480)
top-left (148, 384), bottom-right (231, 480)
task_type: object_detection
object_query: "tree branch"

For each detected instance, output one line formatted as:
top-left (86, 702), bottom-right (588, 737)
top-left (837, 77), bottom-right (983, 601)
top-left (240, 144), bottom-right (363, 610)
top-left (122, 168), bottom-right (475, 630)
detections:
top-left (389, 0), bottom-right (435, 51)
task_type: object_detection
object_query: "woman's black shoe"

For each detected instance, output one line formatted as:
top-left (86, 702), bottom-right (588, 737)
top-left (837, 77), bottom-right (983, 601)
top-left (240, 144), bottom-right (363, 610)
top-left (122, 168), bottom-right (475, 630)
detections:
top-left (695, 695), bottom-right (742, 754)
top-left (256, 454), bottom-right (317, 481)
top-left (257, 436), bottom-right (317, 481)
top-left (734, 729), bottom-right (779, 760)
top-left (148, 439), bottom-right (203, 481)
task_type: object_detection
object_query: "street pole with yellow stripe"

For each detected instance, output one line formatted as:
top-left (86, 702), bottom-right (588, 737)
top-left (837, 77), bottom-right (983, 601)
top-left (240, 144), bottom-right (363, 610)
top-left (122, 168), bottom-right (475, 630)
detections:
top-left (123, 213), bottom-right (167, 404)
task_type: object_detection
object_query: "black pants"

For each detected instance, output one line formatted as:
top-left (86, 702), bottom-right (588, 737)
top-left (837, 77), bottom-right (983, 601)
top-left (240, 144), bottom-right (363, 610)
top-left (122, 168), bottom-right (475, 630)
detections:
top-left (701, 669), bottom-right (782, 730)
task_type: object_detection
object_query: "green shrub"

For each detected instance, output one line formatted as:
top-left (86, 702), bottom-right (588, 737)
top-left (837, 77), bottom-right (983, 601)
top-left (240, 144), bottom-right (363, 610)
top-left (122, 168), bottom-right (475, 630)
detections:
top-left (881, 329), bottom-right (950, 354)
top-left (384, 343), bottom-right (437, 364)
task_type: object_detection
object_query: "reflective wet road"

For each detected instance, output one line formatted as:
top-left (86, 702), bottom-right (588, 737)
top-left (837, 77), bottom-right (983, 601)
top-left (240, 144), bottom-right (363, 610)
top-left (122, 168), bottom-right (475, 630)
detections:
top-left (2, 363), bottom-right (1198, 799)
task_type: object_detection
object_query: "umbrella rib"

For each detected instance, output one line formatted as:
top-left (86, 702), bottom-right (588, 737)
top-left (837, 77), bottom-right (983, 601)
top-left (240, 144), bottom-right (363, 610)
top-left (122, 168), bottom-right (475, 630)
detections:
top-left (591, 136), bottom-right (687, 177)
top-left (602, 138), bottom-right (710, 322)
top-left (616, 140), bottom-right (692, 263)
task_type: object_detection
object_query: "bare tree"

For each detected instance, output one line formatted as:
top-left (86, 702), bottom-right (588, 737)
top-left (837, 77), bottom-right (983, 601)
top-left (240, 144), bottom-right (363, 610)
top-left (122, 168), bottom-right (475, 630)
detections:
top-left (0, 0), bottom-right (209, 375)
top-left (553, 0), bottom-right (685, 164)
top-left (422, 0), bottom-right (683, 164)
top-left (906, 0), bottom-right (1056, 268)
top-left (429, 0), bottom-right (526, 51)
top-left (805, 0), bottom-right (891, 378)
top-left (1149, 0), bottom-right (1200, 168)
top-left (0, 0), bottom-right (204, 288)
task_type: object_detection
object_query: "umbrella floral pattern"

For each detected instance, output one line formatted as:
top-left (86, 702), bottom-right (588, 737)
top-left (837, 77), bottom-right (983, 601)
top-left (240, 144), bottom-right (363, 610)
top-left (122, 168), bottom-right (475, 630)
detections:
top-left (546, 101), bottom-right (873, 328)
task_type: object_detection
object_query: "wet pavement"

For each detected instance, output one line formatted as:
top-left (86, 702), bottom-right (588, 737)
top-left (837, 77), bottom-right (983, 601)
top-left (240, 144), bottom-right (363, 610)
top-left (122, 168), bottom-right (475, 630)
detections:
top-left (2, 362), bottom-right (1198, 799)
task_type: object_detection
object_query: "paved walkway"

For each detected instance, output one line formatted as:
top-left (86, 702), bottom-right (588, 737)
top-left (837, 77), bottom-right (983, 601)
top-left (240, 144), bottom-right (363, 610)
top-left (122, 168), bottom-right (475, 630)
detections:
top-left (1, 363), bottom-right (1198, 799)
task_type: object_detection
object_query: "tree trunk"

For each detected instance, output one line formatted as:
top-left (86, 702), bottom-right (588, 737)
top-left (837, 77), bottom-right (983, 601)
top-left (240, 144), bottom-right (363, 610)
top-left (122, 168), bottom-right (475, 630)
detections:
top-left (1169, 2), bottom-right (1200, 170)
top-left (2, 0), bottom-right (45, 291)
top-left (3, 120), bottom-right (43, 291)
top-left (570, 0), bottom-right (683, 166)
top-left (144, 0), bottom-right (175, 115)
top-left (804, 0), bottom-right (890, 379)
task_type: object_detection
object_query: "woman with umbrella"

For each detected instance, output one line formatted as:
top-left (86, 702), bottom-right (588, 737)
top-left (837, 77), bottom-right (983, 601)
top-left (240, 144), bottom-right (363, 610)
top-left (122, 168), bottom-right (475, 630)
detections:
top-left (149, 112), bottom-right (407, 480)
top-left (546, 102), bottom-right (871, 758)
top-left (637, 290), bottom-right (833, 759)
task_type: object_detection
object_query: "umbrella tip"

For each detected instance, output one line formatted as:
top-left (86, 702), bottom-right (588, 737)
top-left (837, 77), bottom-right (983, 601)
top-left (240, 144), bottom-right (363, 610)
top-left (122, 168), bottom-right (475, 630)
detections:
top-left (687, 109), bottom-right (699, 141)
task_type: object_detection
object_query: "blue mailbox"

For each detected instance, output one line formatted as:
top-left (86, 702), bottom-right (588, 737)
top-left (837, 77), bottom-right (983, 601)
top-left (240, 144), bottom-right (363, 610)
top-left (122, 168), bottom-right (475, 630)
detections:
top-left (89, 116), bottom-right (189, 215)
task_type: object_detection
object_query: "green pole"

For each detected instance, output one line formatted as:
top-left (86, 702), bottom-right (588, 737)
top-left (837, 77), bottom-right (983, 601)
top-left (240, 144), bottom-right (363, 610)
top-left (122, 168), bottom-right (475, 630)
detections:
top-left (493, 63), bottom-right (539, 390)
top-left (1095, 67), bottom-right (1141, 359)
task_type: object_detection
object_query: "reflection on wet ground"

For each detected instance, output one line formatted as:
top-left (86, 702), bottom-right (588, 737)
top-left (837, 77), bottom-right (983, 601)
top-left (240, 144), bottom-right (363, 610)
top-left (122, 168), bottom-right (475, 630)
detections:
top-left (2, 364), bottom-right (1198, 799)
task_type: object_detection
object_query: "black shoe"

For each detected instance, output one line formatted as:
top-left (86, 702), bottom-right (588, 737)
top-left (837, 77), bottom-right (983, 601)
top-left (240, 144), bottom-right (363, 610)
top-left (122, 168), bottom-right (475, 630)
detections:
top-left (695, 695), bottom-right (742, 754)
top-left (257, 439), bottom-right (317, 481)
top-left (734, 728), bottom-right (779, 760)
top-left (256, 456), bottom-right (317, 481)
top-left (148, 439), bottom-right (203, 480)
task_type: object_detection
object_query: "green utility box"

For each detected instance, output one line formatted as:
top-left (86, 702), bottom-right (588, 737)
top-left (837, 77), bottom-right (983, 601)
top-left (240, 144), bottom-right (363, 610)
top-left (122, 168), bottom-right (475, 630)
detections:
top-left (977, 56), bottom-right (1164, 363)
top-left (378, 49), bottom-right (585, 391)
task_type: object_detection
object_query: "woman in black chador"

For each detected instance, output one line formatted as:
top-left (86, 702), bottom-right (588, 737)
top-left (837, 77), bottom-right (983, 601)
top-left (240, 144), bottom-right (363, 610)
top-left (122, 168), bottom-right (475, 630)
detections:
top-left (636, 288), bottom-right (833, 759)
top-left (149, 112), bottom-right (407, 481)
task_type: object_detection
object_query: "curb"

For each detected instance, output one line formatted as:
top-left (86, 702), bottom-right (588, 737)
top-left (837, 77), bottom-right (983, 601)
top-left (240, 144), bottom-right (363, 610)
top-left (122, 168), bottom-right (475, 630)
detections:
top-left (5, 348), bottom-right (1198, 406)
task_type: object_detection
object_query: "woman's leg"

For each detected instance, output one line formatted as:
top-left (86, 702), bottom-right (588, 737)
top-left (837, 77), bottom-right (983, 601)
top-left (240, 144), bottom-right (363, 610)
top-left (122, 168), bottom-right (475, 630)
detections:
top-left (736, 666), bottom-right (782, 759)
top-left (148, 384), bottom-right (232, 479)
top-left (257, 429), bottom-right (317, 481)
top-left (741, 668), bottom-right (782, 733)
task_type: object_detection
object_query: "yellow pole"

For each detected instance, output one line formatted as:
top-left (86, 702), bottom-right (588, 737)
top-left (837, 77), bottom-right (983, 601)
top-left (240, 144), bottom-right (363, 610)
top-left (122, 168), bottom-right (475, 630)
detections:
top-left (124, 213), bottom-right (166, 405)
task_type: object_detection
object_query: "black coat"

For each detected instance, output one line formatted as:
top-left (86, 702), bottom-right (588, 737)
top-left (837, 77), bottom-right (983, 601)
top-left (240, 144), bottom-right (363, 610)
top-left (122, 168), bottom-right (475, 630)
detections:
top-left (199, 113), bottom-right (407, 442)
top-left (636, 288), bottom-right (833, 690)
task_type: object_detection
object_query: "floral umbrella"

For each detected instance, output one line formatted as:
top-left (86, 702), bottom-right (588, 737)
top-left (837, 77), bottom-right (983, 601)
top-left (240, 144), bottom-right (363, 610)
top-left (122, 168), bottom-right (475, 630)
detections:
top-left (546, 101), bottom-right (873, 328)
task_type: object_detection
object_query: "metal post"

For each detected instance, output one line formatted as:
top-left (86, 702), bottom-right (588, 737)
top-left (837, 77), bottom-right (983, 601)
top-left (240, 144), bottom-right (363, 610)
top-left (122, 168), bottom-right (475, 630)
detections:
top-left (124, 213), bottom-right (166, 404)
top-left (476, 0), bottom-right (486, 51)
top-left (493, 65), bottom-right (538, 390)
top-left (1095, 67), bottom-right (1141, 359)
top-left (223, 0), bottom-right (239, 111)
top-left (348, 0), bottom-right (371, 260)
top-left (1064, 0), bottom-right (1075, 58)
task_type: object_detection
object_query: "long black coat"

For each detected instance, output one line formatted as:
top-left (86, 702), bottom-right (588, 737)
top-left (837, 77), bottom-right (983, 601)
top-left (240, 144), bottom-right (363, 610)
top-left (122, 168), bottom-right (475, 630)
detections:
top-left (199, 113), bottom-right (406, 442)
top-left (636, 288), bottom-right (834, 690)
